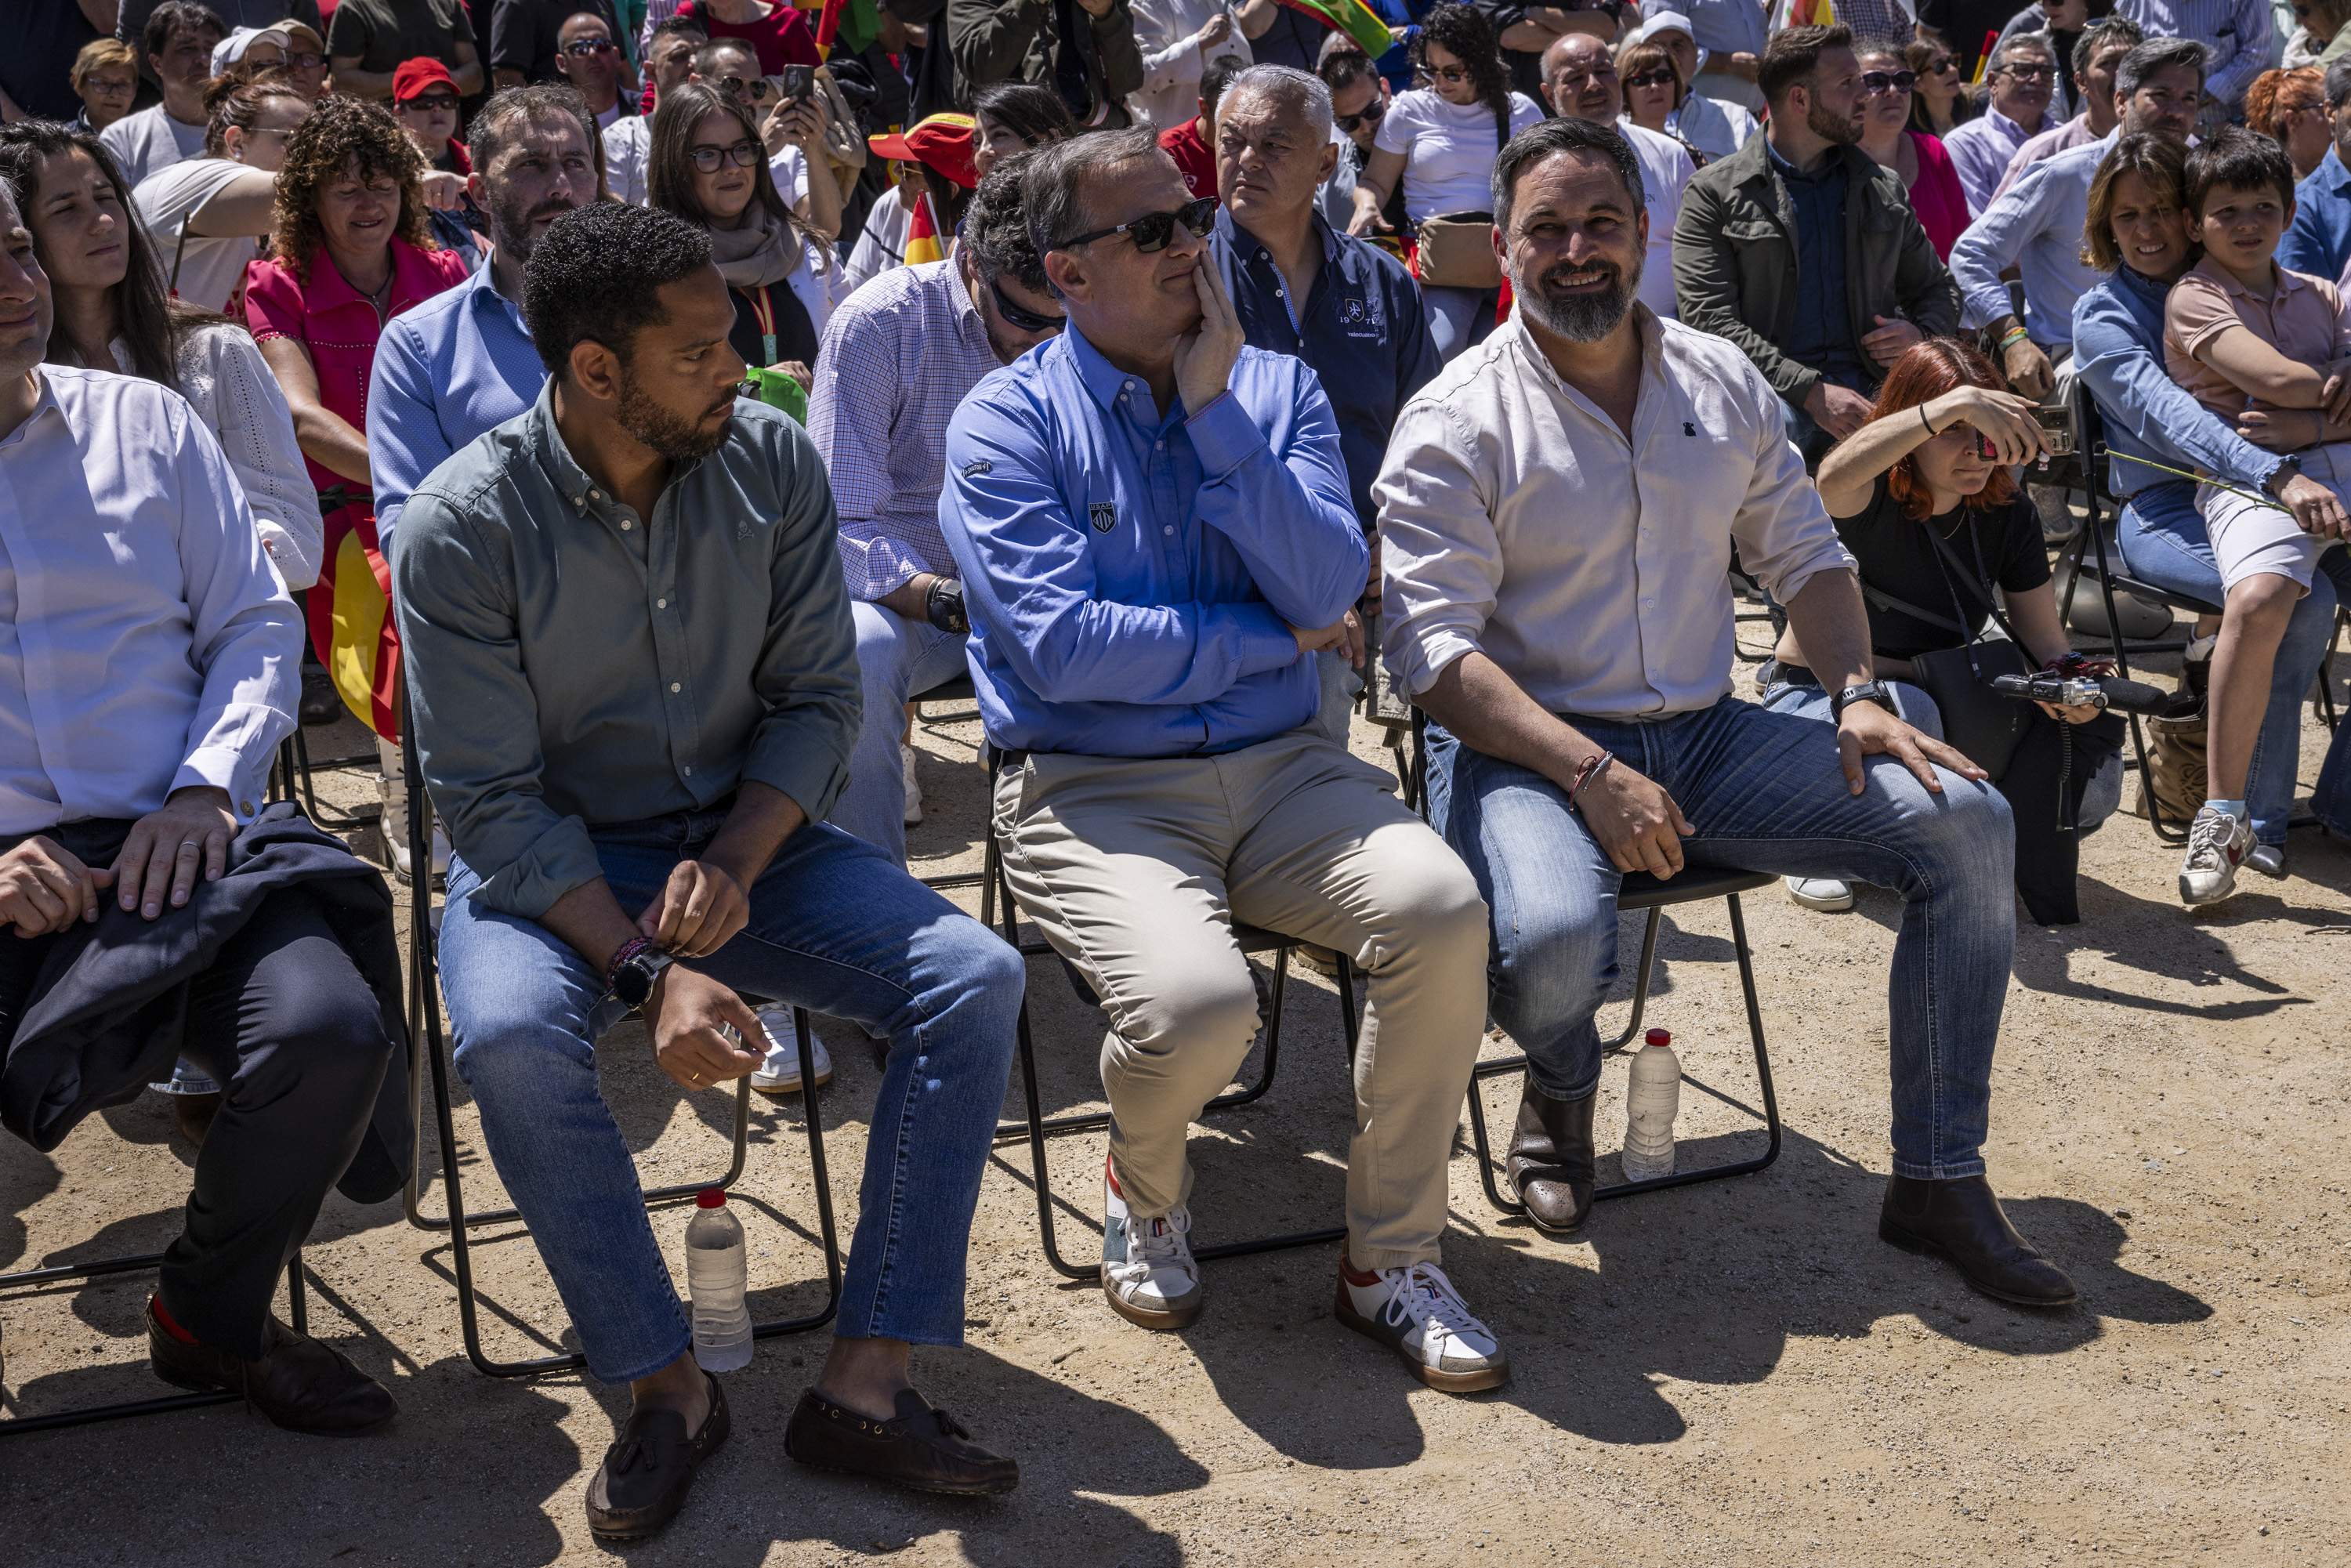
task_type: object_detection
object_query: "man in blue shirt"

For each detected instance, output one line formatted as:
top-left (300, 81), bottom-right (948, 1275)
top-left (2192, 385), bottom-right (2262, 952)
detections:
top-left (1206, 63), bottom-right (1440, 730)
top-left (940, 129), bottom-right (1504, 1393)
top-left (2278, 58), bottom-right (2351, 284)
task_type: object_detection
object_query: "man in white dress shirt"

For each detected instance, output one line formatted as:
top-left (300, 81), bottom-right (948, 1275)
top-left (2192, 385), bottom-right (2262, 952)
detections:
top-left (1541, 31), bottom-right (1691, 320)
top-left (1378, 116), bottom-right (2079, 1312)
top-left (0, 184), bottom-right (407, 1431)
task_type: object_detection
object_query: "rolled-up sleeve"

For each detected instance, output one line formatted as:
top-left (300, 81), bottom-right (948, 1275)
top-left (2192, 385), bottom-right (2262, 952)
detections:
top-left (742, 422), bottom-right (863, 825)
top-left (1726, 361), bottom-right (1856, 605)
top-left (1949, 173), bottom-right (2039, 331)
top-left (170, 400), bottom-right (301, 818)
top-left (391, 489), bottom-right (603, 921)
top-left (1374, 396), bottom-right (1503, 697)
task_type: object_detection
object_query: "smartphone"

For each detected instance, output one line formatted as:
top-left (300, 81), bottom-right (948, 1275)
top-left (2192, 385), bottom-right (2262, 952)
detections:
top-left (778, 63), bottom-right (813, 104)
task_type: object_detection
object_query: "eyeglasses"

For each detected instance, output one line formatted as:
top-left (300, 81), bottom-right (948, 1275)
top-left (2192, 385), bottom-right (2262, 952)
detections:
top-left (1996, 61), bottom-right (2053, 81)
top-left (987, 276), bottom-right (1064, 334)
top-left (561, 38), bottom-right (618, 56)
top-left (284, 49), bottom-right (324, 70)
top-left (1055, 195), bottom-right (1218, 254)
top-left (687, 139), bottom-right (763, 172)
top-left (402, 91), bottom-right (460, 112)
top-left (1423, 63), bottom-right (1472, 85)
top-left (1859, 70), bottom-right (1917, 96)
top-left (718, 74), bottom-right (771, 100)
top-left (1333, 97), bottom-right (1386, 132)
top-left (1625, 69), bottom-right (1678, 91)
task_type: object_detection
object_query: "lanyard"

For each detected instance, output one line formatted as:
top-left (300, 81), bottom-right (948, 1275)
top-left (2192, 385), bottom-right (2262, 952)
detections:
top-left (737, 283), bottom-right (777, 366)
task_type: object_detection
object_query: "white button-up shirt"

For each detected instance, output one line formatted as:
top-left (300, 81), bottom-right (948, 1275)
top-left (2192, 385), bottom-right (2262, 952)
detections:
top-left (0, 367), bottom-right (299, 834)
top-left (1375, 309), bottom-right (1854, 720)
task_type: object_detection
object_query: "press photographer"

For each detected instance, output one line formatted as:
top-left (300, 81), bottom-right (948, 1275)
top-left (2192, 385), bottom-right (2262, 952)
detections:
top-left (1762, 337), bottom-right (2126, 926)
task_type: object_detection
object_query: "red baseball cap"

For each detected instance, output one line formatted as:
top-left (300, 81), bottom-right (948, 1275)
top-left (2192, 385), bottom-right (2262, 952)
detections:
top-left (867, 113), bottom-right (977, 190)
top-left (393, 57), bottom-right (457, 103)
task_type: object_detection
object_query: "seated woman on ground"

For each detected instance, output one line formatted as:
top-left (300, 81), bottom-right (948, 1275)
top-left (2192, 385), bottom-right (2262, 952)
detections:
top-left (1762, 337), bottom-right (2125, 927)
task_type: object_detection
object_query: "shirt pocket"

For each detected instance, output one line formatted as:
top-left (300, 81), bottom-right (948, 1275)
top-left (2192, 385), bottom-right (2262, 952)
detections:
top-left (1717, 217), bottom-right (1788, 304)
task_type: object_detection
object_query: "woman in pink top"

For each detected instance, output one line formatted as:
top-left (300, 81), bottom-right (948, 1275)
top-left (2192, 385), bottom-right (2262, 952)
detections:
top-left (1857, 40), bottom-right (1970, 259)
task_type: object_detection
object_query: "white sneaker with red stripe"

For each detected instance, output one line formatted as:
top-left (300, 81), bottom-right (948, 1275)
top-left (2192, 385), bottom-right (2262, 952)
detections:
top-left (2179, 804), bottom-right (2254, 906)
top-left (1335, 1256), bottom-right (1509, 1392)
top-left (1100, 1157), bottom-right (1201, 1331)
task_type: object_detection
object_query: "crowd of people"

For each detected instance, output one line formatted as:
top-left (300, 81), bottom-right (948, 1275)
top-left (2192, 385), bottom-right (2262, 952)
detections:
top-left (1, 0), bottom-right (2347, 1544)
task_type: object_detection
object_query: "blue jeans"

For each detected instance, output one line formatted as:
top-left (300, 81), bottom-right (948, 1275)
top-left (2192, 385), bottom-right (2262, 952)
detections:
top-left (437, 809), bottom-right (1023, 1384)
top-left (833, 600), bottom-right (969, 865)
top-left (1425, 697), bottom-right (2016, 1180)
top-left (2118, 480), bottom-right (2351, 845)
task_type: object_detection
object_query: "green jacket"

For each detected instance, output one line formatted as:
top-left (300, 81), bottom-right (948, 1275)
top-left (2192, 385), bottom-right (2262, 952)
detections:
top-left (1671, 135), bottom-right (1962, 404)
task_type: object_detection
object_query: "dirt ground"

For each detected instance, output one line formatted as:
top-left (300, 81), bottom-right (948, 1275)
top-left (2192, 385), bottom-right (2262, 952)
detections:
top-left (3, 635), bottom-right (2347, 1568)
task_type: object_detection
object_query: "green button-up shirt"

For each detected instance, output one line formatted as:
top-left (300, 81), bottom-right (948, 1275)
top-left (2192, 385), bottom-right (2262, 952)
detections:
top-left (390, 384), bottom-right (860, 921)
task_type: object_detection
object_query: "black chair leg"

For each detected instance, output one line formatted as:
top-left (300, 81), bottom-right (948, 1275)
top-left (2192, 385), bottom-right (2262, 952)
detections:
top-left (1464, 893), bottom-right (1782, 1219)
top-left (0, 1255), bottom-right (309, 1436)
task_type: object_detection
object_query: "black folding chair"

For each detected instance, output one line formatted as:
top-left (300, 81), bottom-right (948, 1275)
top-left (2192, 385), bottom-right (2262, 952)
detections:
top-left (396, 741), bottom-right (844, 1378)
top-left (980, 759), bottom-right (1363, 1283)
top-left (906, 673), bottom-right (994, 920)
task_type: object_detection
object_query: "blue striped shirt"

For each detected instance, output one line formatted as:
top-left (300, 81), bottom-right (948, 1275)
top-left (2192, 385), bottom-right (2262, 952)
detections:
top-left (2111, 0), bottom-right (2273, 106)
top-left (365, 261), bottom-right (549, 538)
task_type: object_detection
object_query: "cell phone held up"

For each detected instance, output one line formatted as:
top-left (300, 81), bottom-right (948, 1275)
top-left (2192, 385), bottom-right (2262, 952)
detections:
top-left (777, 64), bottom-right (813, 105)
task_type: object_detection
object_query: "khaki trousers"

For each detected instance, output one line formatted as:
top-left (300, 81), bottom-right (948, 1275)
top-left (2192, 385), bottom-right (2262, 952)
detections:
top-left (991, 729), bottom-right (1488, 1271)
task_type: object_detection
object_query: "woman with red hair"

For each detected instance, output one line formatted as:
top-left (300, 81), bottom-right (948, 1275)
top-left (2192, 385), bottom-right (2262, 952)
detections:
top-left (1762, 337), bottom-right (2125, 926)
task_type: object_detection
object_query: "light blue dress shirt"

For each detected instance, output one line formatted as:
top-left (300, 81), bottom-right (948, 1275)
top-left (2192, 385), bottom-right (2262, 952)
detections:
top-left (364, 260), bottom-right (548, 538)
top-left (1943, 105), bottom-right (2054, 218)
top-left (2278, 147), bottom-right (2351, 285)
top-left (1950, 132), bottom-right (2113, 348)
top-left (2071, 264), bottom-right (2287, 500)
top-left (937, 327), bottom-right (1367, 759)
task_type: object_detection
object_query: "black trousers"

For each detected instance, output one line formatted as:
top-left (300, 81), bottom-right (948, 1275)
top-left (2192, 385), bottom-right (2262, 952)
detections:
top-left (0, 887), bottom-right (396, 1359)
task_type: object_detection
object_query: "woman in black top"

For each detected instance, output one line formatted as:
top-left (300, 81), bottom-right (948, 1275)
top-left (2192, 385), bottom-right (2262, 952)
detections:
top-left (1763, 337), bottom-right (2125, 926)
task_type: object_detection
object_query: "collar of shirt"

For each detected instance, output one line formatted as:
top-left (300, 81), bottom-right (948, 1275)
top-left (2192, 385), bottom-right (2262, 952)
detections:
top-left (2194, 254), bottom-right (2313, 304)
top-left (1986, 104), bottom-right (2054, 144)
top-left (1762, 136), bottom-right (1848, 185)
top-left (1065, 320), bottom-right (1190, 425)
top-left (301, 236), bottom-right (450, 320)
top-left (528, 378), bottom-right (708, 523)
top-left (2315, 146), bottom-right (2351, 195)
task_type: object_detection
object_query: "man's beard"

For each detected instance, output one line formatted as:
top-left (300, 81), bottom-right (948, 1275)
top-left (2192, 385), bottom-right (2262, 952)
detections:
top-left (1808, 96), bottom-right (1862, 147)
top-left (616, 367), bottom-right (734, 462)
top-left (488, 190), bottom-right (579, 266)
top-left (1516, 254), bottom-right (1639, 343)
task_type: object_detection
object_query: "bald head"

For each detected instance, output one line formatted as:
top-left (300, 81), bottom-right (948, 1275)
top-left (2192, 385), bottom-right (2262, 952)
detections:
top-left (1543, 31), bottom-right (1622, 124)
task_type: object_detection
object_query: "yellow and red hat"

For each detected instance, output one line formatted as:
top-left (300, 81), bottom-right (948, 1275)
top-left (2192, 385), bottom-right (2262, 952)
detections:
top-left (868, 112), bottom-right (977, 190)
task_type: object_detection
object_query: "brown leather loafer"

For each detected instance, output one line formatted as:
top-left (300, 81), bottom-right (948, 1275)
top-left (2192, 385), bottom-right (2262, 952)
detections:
top-left (1507, 1080), bottom-right (1596, 1234)
top-left (146, 1298), bottom-right (396, 1434)
top-left (784, 1386), bottom-right (1018, 1497)
top-left (1880, 1174), bottom-right (2078, 1308)
top-left (586, 1373), bottom-right (730, 1542)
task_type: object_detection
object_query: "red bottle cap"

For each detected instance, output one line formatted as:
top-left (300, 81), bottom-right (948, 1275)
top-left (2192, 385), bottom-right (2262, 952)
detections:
top-left (1644, 1028), bottom-right (1672, 1047)
top-left (696, 1187), bottom-right (726, 1208)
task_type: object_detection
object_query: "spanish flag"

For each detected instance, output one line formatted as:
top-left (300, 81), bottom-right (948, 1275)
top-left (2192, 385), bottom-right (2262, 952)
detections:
top-left (904, 190), bottom-right (947, 267)
top-left (309, 498), bottom-right (404, 742)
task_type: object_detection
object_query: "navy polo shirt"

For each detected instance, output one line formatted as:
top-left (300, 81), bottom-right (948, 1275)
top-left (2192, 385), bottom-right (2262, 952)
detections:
top-left (1209, 206), bottom-right (1442, 534)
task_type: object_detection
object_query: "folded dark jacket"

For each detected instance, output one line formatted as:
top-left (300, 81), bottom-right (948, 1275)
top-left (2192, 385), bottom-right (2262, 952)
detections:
top-left (0, 805), bottom-right (412, 1204)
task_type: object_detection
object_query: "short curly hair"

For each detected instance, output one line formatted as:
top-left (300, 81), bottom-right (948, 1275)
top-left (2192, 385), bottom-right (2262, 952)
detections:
top-left (522, 201), bottom-right (714, 378)
top-left (1413, 5), bottom-right (1512, 125)
top-left (268, 96), bottom-right (433, 277)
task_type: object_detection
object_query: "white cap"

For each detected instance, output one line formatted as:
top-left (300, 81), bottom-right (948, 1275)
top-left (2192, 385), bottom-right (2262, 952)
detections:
top-left (1630, 11), bottom-right (1707, 76)
top-left (211, 25), bottom-right (292, 78)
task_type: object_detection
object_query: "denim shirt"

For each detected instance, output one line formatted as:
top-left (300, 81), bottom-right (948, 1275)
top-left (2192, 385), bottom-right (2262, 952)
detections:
top-left (938, 326), bottom-right (1367, 759)
top-left (365, 261), bottom-right (549, 538)
top-left (2278, 147), bottom-right (2351, 286)
top-left (2071, 264), bottom-right (2287, 500)
top-left (1208, 207), bottom-right (1442, 534)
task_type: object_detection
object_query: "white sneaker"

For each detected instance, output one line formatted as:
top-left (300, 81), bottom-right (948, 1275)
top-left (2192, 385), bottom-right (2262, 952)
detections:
top-left (1784, 875), bottom-right (1854, 912)
top-left (1101, 1159), bottom-right (1201, 1330)
top-left (2246, 842), bottom-right (2287, 879)
top-left (2179, 804), bottom-right (2254, 906)
top-left (748, 1006), bottom-right (834, 1095)
top-left (901, 742), bottom-right (924, 827)
top-left (1335, 1258), bottom-right (1509, 1392)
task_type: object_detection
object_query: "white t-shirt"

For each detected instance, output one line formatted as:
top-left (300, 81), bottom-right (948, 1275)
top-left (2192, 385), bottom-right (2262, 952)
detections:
top-left (134, 158), bottom-right (265, 315)
top-left (1374, 89), bottom-right (1545, 223)
top-left (100, 103), bottom-right (208, 190)
top-left (1618, 121), bottom-right (1695, 321)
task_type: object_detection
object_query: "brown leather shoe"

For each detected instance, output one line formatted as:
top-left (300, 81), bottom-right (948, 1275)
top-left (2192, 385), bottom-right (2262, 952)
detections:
top-left (1879, 1174), bottom-right (2078, 1308)
top-left (784, 1386), bottom-right (1018, 1496)
top-left (1506, 1079), bottom-right (1596, 1235)
top-left (146, 1298), bottom-right (396, 1434)
top-left (585, 1373), bottom-right (730, 1542)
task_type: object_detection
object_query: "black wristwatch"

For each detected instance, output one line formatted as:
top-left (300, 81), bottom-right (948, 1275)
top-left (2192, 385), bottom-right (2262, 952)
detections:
top-left (925, 575), bottom-right (969, 635)
top-left (609, 943), bottom-right (675, 1011)
top-left (2266, 454), bottom-right (2303, 497)
top-left (1831, 681), bottom-right (1896, 722)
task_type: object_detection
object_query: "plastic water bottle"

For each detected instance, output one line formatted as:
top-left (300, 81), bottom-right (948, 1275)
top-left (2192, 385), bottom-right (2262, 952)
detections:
top-left (1621, 1028), bottom-right (1682, 1181)
top-left (686, 1188), bottom-right (752, 1371)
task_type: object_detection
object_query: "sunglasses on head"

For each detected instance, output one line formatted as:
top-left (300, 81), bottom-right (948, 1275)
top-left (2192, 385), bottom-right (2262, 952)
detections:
top-left (988, 276), bottom-right (1064, 334)
top-left (1860, 70), bottom-right (1917, 95)
top-left (687, 138), bottom-right (763, 172)
top-left (1334, 97), bottom-right (1386, 132)
top-left (1625, 69), bottom-right (1677, 90)
top-left (561, 37), bottom-right (618, 56)
top-left (1056, 195), bottom-right (1218, 255)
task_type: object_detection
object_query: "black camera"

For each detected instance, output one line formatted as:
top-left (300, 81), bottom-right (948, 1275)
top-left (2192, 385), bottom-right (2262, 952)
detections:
top-left (1989, 672), bottom-right (2167, 715)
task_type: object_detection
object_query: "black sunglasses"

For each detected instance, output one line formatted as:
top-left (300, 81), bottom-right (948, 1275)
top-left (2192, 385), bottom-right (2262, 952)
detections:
top-left (561, 38), bottom-right (618, 56)
top-left (403, 90), bottom-right (460, 112)
top-left (1860, 69), bottom-right (1917, 95)
top-left (988, 276), bottom-right (1064, 334)
top-left (1334, 97), bottom-right (1386, 132)
top-left (1056, 196), bottom-right (1218, 255)
top-left (719, 74), bottom-right (771, 100)
top-left (1625, 69), bottom-right (1678, 90)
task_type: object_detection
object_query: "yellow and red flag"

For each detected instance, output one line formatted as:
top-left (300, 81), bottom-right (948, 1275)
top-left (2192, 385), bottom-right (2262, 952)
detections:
top-left (309, 499), bottom-right (404, 742)
top-left (903, 190), bottom-right (947, 266)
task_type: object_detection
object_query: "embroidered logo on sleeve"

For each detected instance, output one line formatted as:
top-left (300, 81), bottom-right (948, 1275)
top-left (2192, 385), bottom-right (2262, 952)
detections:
top-left (1088, 502), bottom-right (1119, 533)
top-left (961, 458), bottom-right (993, 479)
